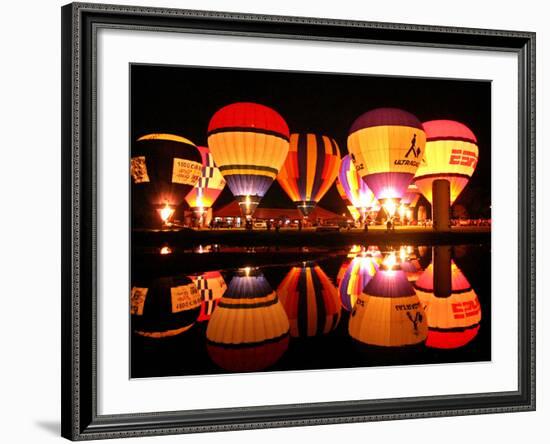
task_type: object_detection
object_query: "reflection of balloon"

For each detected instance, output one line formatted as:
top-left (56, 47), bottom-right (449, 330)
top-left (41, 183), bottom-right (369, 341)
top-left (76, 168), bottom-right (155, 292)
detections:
top-left (414, 120), bottom-right (478, 205)
top-left (278, 264), bottom-right (341, 337)
top-left (131, 133), bottom-right (203, 227)
top-left (338, 155), bottom-right (375, 212)
top-left (339, 255), bottom-right (378, 311)
top-left (366, 246), bottom-right (383, 266)
top-left (336, 260), bottom-right (350, 287)
top-left (349, 267), bottom-right (427, 347)
top-left (415, 262), bottom-right (481, 349)
top-left (130, 275), bottom-right (201, 338)
top-left (189, 271), bottom-right (227, 322)
top-left (398, 247), bottom-right (423, 282)
top-left (184, 146), bottom-right (226, 216)
top-left (347, 108), bottom-right (426, 202)
top-left (206, 269), bottom-right (289, 372)
top-left (277, 133), bottom-right (341, 216)
top-left (207, 102), bottom-right (290, 217)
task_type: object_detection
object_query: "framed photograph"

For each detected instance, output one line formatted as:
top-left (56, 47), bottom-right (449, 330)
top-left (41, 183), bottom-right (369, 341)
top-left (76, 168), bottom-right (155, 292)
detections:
top-left (61, 2), bottom-right (535, 440)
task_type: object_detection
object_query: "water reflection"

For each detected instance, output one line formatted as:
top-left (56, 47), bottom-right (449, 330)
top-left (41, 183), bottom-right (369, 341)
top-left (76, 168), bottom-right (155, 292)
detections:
top-left (131, 275), bottom-right (201, 338)
top-left (131, 243), bottom-right (488, 376)
top-left (189, 271), bottom-right (227, 322)
top-left (277, 263), bottom-right (341, 337)
top-left (349, 252), bottom-right (428, 347)
top-left (414, 246), bottom-right (482, 349)
top-left (206, 268), bottom-right (290, 372)
top-left (339, 250), bottom-right (378, 312)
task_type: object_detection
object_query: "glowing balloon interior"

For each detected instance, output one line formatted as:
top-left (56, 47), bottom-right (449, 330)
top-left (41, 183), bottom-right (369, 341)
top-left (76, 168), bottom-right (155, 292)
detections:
top-left (207, 102), bottom-right (290, 218)
top-left (338, 154), bottom-right (376, 217)
top-left (414, 120), bottom-right (478, 205)
top-left (347, 108), bottom-right (426, 202)
top-left (277, 133), bottom-right (341, 216)
top-left (131, 133), bottom-right (203, 227)
top-left (184, 146), bottom-right (226, 216)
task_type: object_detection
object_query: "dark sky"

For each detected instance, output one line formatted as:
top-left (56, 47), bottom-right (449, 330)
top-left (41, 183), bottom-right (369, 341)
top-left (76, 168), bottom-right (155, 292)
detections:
top-left (131, 64), bottom-right (491, 215)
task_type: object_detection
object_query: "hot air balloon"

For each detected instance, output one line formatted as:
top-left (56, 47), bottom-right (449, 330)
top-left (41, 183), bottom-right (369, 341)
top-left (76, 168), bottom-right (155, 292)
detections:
top-left (347, 108), bottom-right (426, 215)
top-left (414, 120), bottom-right (478, 205)
top-left (339, 253), bottom-right (378, 311)
top-left (131, 133), bottom-right (203, 228)
top-left (206, 268), bottom-right (289, 372)
top-left (348, 252), bottom-right (428, 347)
top-left (277, 133), bottom-right (341, 216)
top-left (338, 154), bottom-right (376, 222)
top-left (277, 263), bottom-right (341, 337)
top-left (207, 102), bottom-right (290, 218)
top-left (184, 146), bottom-right (226, 225)
top-left (130, 275), bottom-right (201, 338)
top-left (415, 261), bottom-right (481, 349)
top-left (189, 271), bottom-right (227, 322)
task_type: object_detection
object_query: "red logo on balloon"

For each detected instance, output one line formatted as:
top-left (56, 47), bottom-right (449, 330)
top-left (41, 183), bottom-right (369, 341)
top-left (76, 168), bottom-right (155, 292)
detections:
top-left (449, 149), bottom-right (478, 168)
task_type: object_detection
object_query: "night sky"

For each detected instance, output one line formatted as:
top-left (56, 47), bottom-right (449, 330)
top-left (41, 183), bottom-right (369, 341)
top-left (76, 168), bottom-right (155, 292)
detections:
top-left (131, 64), bottom-right (491, 217)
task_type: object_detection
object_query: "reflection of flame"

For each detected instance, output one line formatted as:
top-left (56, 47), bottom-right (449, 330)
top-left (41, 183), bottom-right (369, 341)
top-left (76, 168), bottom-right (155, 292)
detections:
top-left (245, 195), bottom-right (251, 207)
top-left (382, 251), bottom-right (397, 270)
top-left (159, 246), bottom-right (172, 255)
top-left (243, 266), bottom-right (251, 277)
top-left (159, 203), bottom-right (175, 223)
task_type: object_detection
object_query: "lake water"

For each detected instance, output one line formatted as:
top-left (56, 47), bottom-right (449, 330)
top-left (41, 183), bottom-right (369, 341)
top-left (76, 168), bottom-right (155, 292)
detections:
top-left (131, 243), bottom-right (490, 378)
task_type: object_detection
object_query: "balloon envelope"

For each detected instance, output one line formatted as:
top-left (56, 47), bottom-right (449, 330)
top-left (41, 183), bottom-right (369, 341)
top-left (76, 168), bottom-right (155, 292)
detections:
top-left (207, 102), bottom-right (290, 217)
top-left (347, 108), bottom-right (426, 202)
top-left (338, 154), bottom-right (376, 210)
top-left (414, 120), bottom-right (478, 205)
top-left (184, 146), bottom-right (226, 212)
top-left (277, 133), bottom-right (341, 216)
top-left (131, 133), bottom-right (203, 227)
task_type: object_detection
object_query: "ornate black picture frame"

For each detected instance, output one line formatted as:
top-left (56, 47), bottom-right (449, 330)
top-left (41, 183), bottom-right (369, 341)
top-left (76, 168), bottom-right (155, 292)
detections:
top-left (61, 2), bottom-right (535, 440)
